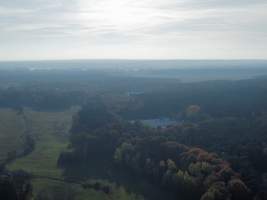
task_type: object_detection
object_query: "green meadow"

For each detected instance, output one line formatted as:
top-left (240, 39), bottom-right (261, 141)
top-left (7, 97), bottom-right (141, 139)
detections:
top-left (2, 108), bottom-right (141, 200)
top-left (7, 108), bottom-right (74, 196)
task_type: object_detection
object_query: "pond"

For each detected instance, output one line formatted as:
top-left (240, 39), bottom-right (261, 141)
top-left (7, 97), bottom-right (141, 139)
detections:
top-left (140, 118), bottom-right (178, 128)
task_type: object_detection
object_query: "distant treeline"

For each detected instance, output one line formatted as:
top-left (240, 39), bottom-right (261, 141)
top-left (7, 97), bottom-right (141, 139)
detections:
top-left (120, 78), bottom-right (267, 119)
top-left (0, 70), bottom-right (180, 111)
top-left (0, 87), bottom-right (84, 111)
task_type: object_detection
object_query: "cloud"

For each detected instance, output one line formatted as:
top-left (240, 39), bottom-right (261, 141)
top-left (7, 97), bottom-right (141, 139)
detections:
top-left (0, 0), bottom-right (266, 59)
top-left (0, 0), bottom-right (266, 35)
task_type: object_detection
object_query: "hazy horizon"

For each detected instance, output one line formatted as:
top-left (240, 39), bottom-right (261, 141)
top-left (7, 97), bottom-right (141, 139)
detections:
top-left (1, 58), bottom-right (267, 62)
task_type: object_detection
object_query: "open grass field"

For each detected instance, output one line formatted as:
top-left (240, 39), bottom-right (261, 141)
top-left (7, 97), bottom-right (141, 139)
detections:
top-left (3, 107), bottom-right (142, 200)
top-left (7, 108), bottom-right (76, 197)
top-left (7, 108), bottom-right (74, 177)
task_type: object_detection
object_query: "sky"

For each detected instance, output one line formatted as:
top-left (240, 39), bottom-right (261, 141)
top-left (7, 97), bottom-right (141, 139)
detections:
top-left (0, 0), bottom-right (267, 60)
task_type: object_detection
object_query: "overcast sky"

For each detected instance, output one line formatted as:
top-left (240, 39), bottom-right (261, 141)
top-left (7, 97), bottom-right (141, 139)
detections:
top-left (0, 0), bottom-right (267, 60)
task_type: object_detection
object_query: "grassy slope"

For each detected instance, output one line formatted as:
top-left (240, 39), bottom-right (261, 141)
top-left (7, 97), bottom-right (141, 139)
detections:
top-left (7, 108), bottom-right (74, 195)
top-left (6, 108), bottom-right (142, 200)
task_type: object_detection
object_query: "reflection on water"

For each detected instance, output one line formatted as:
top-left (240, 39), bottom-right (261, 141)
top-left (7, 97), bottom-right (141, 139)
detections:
top-left (141, 118), bottom-right (178, 128)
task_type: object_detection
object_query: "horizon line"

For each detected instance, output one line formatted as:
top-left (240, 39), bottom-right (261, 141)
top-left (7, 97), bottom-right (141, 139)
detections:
top-left (1, 58), bottom-right (267, 62)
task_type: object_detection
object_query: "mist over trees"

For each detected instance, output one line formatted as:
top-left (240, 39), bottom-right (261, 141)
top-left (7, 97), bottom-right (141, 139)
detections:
top-left (1, 67), bottom-right (267, 200)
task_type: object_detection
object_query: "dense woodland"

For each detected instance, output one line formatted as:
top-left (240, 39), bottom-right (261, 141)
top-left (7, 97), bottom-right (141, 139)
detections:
top-left (1, 68), bottom-right (267, 200)
top-left (58, 101), bottom-right (263, 200)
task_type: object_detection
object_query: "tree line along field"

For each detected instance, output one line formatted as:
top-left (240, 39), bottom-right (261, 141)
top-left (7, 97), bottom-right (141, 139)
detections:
top-left (1, 108), bottom-right (143, 200)
top-left (0, 108), bottom-right (26, 163)
top-left (0, 108), bottom-right (73, 198)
